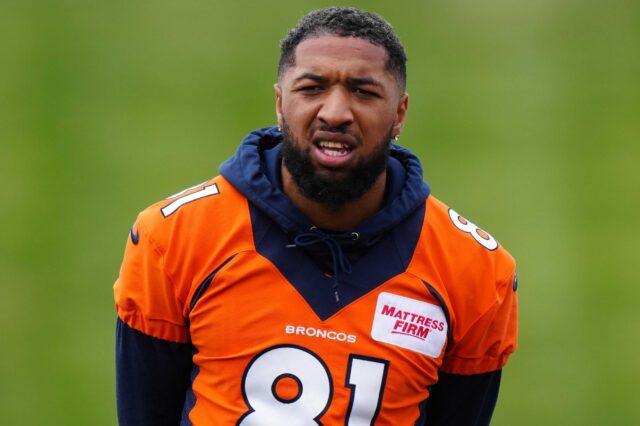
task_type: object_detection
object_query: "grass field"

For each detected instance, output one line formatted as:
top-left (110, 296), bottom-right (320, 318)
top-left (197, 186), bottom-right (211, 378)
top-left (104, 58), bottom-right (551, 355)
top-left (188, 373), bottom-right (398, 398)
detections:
top-left (1, 0), bottom-right (639, 424)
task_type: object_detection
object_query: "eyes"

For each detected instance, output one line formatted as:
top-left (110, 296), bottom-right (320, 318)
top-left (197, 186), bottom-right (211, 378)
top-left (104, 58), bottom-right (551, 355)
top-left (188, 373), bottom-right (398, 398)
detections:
top-left (295, 85), bottom-right (380, 98)
top-left (295, 85), bottom-right (323, 93)
top-left (352, 87), bottom-right (379, 97)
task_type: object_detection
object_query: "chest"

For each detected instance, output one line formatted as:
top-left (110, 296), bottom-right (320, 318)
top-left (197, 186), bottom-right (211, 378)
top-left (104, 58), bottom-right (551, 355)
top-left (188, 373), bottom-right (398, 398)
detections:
top-left (187, 252), bottom-right (448, 425)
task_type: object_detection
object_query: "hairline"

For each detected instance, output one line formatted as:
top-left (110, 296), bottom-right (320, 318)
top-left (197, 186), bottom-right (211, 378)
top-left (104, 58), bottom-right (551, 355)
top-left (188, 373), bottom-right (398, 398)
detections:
top-left (278, 33), bottom-right (406, 93)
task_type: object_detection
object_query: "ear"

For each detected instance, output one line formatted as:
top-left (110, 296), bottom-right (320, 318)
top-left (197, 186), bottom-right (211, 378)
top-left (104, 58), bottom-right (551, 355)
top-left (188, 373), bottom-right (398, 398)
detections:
top-left (392, 93), bottom-right (409, 138)
top-left (274, 83), bottom-right (283, 128)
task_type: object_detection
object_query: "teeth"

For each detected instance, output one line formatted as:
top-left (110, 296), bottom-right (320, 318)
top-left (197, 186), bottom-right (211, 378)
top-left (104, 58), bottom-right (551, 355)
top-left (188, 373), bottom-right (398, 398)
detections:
top-left (319, 141), bottom-right (348, 149)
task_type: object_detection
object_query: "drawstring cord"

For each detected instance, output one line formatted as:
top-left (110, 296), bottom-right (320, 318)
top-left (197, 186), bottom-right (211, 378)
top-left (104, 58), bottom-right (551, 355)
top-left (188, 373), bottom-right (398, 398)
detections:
top-left (287, 227), bottom-right (358, 302)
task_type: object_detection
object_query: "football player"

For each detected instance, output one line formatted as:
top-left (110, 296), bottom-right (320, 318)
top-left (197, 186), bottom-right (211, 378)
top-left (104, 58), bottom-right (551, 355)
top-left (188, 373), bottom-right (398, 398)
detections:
top-left (114, 6), bottom-right (518, 425)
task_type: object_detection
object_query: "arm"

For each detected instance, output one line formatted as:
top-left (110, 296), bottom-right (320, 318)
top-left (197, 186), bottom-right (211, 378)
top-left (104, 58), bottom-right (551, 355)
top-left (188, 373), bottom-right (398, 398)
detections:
top-left (424, 370), bottom-right (502, 426)
top-left (423, 266), bottom-right (517, 425)
top-left (116, 317), bottom-right (193, 426)
top-left (114, 213), bottom-right (193, 425)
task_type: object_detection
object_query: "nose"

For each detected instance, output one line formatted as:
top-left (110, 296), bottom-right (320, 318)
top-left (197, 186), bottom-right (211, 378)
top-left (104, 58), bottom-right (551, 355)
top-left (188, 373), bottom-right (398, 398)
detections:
top-left (316, 88), bottom-right (354, 127)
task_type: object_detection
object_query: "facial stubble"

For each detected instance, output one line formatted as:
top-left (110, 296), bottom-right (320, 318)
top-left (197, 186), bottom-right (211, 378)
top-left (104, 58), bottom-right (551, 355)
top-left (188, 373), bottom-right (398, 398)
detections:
top-left (280, 121), bottom-right (393, 206)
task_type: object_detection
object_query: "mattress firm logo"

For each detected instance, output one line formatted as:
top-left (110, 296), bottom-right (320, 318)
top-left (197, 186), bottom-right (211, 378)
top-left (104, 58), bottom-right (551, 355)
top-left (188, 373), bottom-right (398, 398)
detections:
top-left (381, 305), bottom-right (445, 341)
top-left (371, 292), bottom-right (448, 357)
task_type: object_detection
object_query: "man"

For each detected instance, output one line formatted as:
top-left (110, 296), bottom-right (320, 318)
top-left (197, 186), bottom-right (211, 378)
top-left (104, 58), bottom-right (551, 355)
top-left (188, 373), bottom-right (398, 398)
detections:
top-left (114, 7), bottom-right (517, 425)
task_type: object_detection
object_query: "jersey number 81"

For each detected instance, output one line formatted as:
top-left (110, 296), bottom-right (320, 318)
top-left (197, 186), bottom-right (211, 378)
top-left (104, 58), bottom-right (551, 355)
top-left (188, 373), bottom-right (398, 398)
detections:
top-left (238, 345), bottom-right (389, 425)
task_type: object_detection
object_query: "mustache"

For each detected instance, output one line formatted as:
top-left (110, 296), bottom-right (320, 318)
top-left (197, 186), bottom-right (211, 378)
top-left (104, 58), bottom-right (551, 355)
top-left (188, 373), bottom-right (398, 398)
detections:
top-left (316, 124), bottom-right (350, 134)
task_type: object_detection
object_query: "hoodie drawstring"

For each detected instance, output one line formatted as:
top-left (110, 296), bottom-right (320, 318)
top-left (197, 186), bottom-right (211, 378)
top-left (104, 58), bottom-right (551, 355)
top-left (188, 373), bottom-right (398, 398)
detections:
top-left (287, 227), bottom-right (358, 302)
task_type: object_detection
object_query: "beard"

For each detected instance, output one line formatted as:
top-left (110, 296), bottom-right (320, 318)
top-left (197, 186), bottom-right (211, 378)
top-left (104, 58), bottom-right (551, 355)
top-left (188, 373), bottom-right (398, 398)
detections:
top-left (280, 121), bottom-right (392, 205)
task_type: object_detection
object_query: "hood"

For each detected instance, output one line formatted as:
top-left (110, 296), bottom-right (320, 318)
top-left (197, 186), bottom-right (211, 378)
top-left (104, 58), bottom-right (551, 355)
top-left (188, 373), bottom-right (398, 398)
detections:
top-left (219, 126), bottom-right (431, 243)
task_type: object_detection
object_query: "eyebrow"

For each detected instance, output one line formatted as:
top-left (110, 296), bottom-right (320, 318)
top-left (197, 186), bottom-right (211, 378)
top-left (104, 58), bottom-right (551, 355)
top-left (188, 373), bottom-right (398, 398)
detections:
top-left (348, 77), bottom-right (383, 88)
top-left (292, 73), bottom-right (383, 88)
top-left (293, 73), bottom-right (328, 84)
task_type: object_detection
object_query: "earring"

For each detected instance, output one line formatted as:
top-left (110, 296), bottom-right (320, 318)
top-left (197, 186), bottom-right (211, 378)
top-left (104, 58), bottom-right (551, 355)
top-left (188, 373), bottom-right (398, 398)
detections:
top-left (277, 125), bottom-right (282, 132)
top-left (393, 135), bottom-right (400, 141)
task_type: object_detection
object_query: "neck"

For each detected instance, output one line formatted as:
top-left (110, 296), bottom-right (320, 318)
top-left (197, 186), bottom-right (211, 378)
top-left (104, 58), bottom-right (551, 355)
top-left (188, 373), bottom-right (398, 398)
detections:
top-left (281, 165), bottom-right (387, 232)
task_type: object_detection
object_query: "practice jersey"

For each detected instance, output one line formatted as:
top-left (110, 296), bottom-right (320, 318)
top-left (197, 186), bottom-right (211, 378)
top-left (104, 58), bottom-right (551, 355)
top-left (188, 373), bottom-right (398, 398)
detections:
top-left (114, 172), bottom-right (517, 425)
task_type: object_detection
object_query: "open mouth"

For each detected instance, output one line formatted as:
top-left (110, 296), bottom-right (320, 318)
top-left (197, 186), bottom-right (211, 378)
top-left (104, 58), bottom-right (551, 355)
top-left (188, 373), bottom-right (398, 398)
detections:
top-left (317, 141), bottom-right (352, 157)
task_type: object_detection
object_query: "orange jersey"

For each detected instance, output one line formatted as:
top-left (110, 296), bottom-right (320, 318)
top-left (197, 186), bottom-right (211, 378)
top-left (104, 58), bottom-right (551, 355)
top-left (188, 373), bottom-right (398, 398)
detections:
top-left (115, 128), bottom-right (517, 425)
top-left (115, 179), bottom-right (516, 425)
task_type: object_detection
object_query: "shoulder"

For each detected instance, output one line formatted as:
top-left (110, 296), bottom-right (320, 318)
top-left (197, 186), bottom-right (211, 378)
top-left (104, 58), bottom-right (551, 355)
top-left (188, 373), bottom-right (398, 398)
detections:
top-left (408, 194), bottom-right (517, 335)
top-left (134, 176), bottom-right (252, 252)
top-left (420, 195), bottom-right (515, 283)
top-left (131, 175), bottom-right (256, 287)
top-left (409, 195), bottom-right (518, 373)
top-left (115, 175), bottom-right (256, 341)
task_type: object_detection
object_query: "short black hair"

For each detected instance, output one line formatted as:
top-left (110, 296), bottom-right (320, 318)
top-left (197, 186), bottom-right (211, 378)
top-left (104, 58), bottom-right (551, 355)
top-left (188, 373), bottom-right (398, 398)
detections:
top-left (278, 7), bottom-right (407, 91)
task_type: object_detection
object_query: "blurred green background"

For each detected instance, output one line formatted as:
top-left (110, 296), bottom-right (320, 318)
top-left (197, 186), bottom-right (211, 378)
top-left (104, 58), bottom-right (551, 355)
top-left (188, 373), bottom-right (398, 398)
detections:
top-left (1, 0), bottom-right (638, 424)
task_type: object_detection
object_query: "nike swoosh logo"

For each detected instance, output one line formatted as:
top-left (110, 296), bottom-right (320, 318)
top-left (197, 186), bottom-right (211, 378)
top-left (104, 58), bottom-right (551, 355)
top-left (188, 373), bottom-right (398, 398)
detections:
top-left (130, 226), bottom-right (140, 245)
